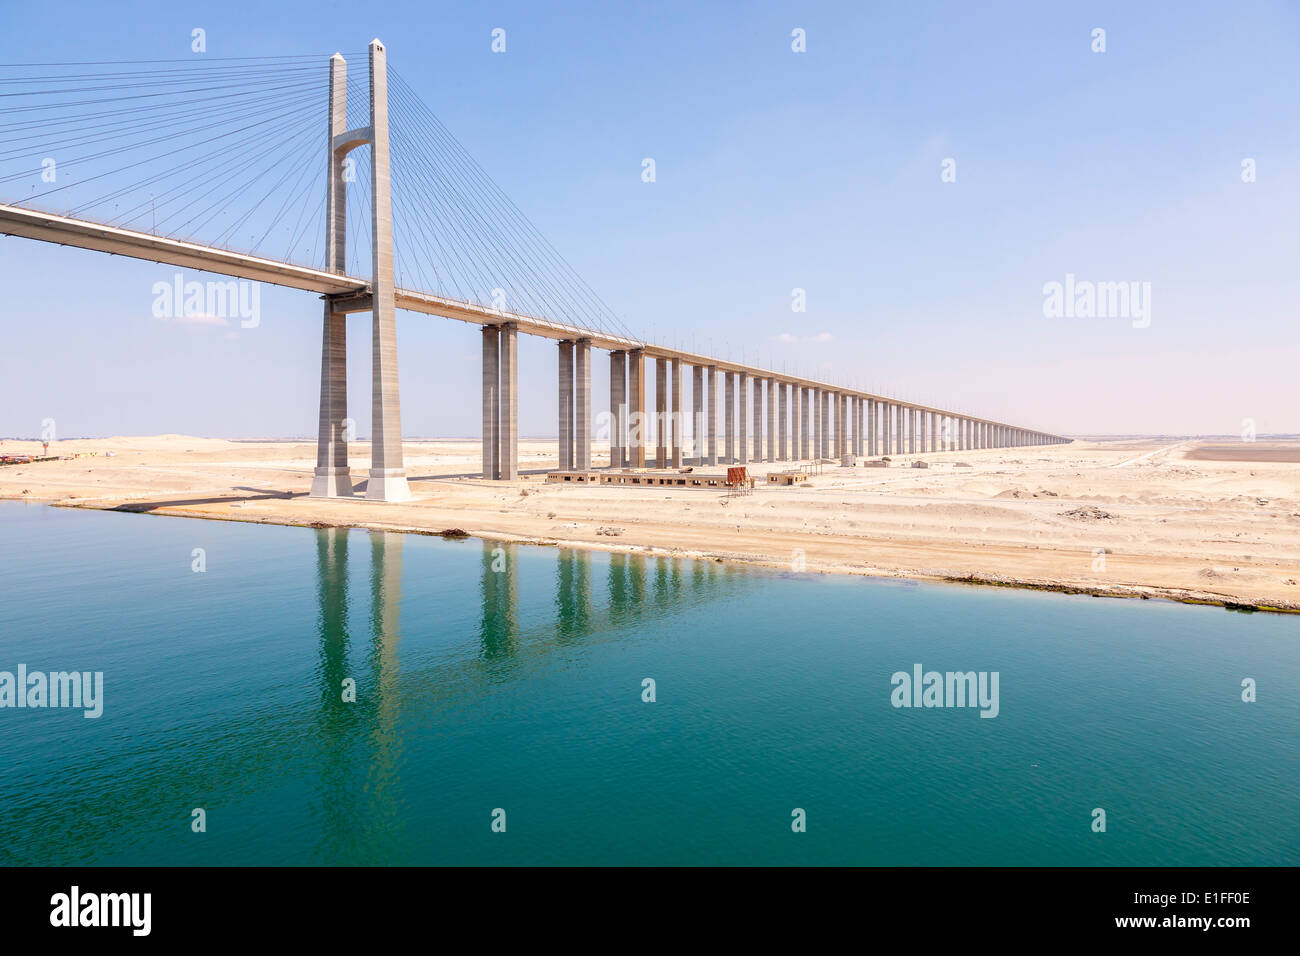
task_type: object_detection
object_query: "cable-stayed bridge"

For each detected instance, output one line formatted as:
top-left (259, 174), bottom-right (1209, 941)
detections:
top-left (0, 39), bottom-right (1067, 501)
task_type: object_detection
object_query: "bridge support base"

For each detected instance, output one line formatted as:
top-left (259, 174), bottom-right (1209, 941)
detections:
top-left (311, 467), bottom-right (354, 498)
top-left (366, 467), bottom-right (411, 502)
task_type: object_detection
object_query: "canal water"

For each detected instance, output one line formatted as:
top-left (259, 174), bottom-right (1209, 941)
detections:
top-left (0, 502), bottom-right (1296, 865)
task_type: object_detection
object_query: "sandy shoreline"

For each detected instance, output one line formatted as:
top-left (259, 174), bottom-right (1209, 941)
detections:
top-left (3, 434), bottom-right (1299, 613)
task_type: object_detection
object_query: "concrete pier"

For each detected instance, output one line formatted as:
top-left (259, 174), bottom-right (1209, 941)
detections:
top-left (655, 356), bottom-right (668, 469)
top-left (692, 364), bottom-right (704, 465)
top-left (609, 350), bottom-right (626, 468)
top-left (821, 390), bottom-right (831, 459)
top-left (854, 397), bottom-right (863, 457)
top-left (364, 40), bottom-right (410, 501)
top-left (575, 339), bottom-right (590, 469)
top-left (743, 371), bottom-right (754, 465)
top-left (792, 386), bottom-right (802, 459)
top-left (724, 372), bottom-right (736, 463)
top-left (629, 348), bottom-right (646, 467)
top-left (670, 357), bottom-right (682, 467)
top-left (707, 365), bottom-right (719, 466)
top-left (867, 398), bottom-right (877, 456)
top-left (836, 393), bottom-right (847, 462)
top-left (779, 381), bottom-right (789, 460)
top-left (803, 388), bottom-right (813, 459)
top-left (764, 377), bottom-right (775, 461)
top-left (558, 340), bottom-right (574, 471)
top-left (498, 322), bottom-right (518, 480)
top-left (310, 54), bottom-right (353, 499)
top-left (481, 326), bottom-right (500, 479)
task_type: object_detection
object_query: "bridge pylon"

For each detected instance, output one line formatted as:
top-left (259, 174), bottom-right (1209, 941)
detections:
top-left (311, 39), bottom-right (410, 501)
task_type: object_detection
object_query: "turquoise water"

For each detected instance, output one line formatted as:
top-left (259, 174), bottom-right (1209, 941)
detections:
top-left (0, 501), bottom-right (1296, 866)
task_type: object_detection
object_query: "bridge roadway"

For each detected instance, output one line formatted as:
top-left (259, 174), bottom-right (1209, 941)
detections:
top-left (0, 200), bottom-right (1057, 440)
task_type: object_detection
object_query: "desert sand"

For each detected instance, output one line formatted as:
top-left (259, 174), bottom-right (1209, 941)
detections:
top-left (2, 435), bottom-right (1298, 612)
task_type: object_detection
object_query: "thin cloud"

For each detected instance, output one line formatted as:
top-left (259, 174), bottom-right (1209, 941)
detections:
top-left (153, 312), bottom-right (231, 327)
top-left (773, 331), bottom-right (832, 343)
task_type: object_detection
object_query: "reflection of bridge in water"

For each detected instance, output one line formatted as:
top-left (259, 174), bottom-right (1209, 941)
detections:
top-left (316, 527), bottom-right (754, 671)
top-left (308, 527), bottom-right (755, 858)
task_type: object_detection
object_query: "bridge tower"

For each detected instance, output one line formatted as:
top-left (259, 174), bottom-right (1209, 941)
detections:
top-left (310, 39), bottom-right (410, 501)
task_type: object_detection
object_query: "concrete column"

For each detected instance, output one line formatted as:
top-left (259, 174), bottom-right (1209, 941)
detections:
top-left (792, 386), bottom-right (803, 459)
top-left (824, 391), bottom-right (832, 459)
top-left (311, 55), bottom-right (352, 499)
top-left (312, 303), bottom-right (352, 496)
top-left (558, 340), bottom-right (574, 471)
top-left (822, 391), bottom-right (830, 459)
top-left (707, 366), bottom-right (719, 466)
top-left (629, 348), bottom-right (646, 467)
top-left (778, 382), bottom-right (789, 460)
top-left (365, 39), bottom-right (410, 501)
top-left (828, 392), bottom-right (835, 458)
top-left (836, 393), bottom-right (847, 461)
top-left (499, 322), bottom-right (518, 480)
top-left (802, 388), bottom-right (812, 459)
top-left (575, 339), bottom-right (591, 469)
top-left (867, 399), bottom-right (876, 456)
top-left (670, 357), bottom-right (682, 468)
top-left (692, 364), bottom-right (704, 465)
top-left (738, 372), bottom-right (749, 465)
top-left (813, 389), bottom-right (823, 459)
top-left (753, 375), bottom-right (765, 462)
top-left (896, 405), bottom-right (905, 455)
top-left (724, 371), bottom-right (736, 463)
top-left (481, 326), bottom-right (499, 479)
top-left (609, 350), bottom-right (626, 469)
top-left (765, 377), bottom-right (775, 462)
top-left (854, 398), bottom-right (863, 457)
top-left (655, 357), bottom-right (668, 469)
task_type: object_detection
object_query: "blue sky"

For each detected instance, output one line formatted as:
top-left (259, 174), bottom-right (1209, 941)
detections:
top-left (2, 0), bottom-right (1298, 438)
